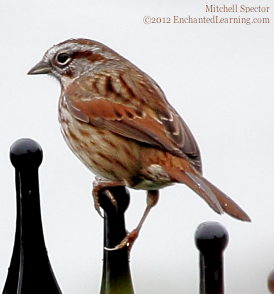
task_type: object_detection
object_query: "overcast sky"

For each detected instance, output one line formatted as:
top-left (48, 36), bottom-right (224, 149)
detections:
top-left (0, 1), bottom-right (273, 293)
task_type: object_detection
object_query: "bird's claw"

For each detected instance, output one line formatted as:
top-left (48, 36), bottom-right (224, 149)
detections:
top-left (92, 188), bottom-right (118, 217)
top-left (93, 193), bottom-right (104, 218)
top-left (92, 178), bottom-right (123, 215)
top-left (104, 189), bottom-right (118, 212)
top-left (104, 229), bottom-right (139, 253)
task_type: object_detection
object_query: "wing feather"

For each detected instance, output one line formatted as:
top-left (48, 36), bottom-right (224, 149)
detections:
top-left (64, 69), bottom-right (202, 172)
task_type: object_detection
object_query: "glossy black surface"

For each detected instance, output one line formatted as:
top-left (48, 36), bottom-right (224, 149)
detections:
top-left (195, 222), bottom-right (228, 294)
top-left (3, 138), bottom-right (62, 294)
top-left (99, 187), bottom-right (135, 294)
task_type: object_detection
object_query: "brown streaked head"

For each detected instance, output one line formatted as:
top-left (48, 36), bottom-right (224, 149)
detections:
top-left (28, 38), bottom-right (123, 85)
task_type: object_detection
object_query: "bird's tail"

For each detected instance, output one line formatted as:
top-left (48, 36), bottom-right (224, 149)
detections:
top-left (166, 162), bottom-right (251, 222)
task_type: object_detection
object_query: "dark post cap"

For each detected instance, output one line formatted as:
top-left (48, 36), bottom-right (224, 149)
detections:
top-left (195, 221), bottom-right (229, 253)
top-left (10, 138), bottom-right (43, 169)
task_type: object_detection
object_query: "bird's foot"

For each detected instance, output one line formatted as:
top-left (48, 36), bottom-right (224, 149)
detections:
top-left (104, 228), bottom-right (139, 253)
top-left (92, 178), bottom-right (124, 217)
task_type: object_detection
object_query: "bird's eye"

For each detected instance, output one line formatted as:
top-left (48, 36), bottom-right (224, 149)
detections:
top-left (56, 52), bottom-right (70, 65)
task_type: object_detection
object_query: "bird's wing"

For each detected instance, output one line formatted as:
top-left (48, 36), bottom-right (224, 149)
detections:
top-left (64, 70), bottom-right (202, 172)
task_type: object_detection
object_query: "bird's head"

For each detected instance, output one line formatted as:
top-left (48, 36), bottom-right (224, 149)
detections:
top-left (28, 38), bottom-right (121, 87)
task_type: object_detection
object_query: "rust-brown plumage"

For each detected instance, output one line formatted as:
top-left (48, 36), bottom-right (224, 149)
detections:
top-left (28, 38), bottom-right (250, 250)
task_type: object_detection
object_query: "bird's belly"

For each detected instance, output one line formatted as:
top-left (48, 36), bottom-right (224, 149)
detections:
top-left (131, 179), bottom-right (173, 190)
top-left (59, 111), bottom-right (141, 182)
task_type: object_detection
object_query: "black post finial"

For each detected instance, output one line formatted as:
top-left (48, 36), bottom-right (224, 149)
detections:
top-left (3, 138), bottom-right (62, 294)
top-left (195, 221), bottom-right (229, 294)
top-left (10, 138), bottom-right (43, 169)
top-left (99, 187), bottom-right (135, 294)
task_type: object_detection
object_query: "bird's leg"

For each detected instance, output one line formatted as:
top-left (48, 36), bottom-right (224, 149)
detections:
top-left (92, 177), bottom-right (125, 217)
top-left (105, 190), bottom-right (159, 252)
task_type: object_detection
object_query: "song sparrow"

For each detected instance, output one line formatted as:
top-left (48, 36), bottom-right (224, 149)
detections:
top-left (28, 38), bottom-right (250, 250)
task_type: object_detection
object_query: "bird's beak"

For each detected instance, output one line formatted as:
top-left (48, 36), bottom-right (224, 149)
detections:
top-left (28, 61), bottom-right (52, 75)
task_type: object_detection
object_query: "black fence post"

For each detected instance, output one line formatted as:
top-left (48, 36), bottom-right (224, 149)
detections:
top-left (2, 138), bottom-right (62, 294)
top-left (98, 187), bottom-right (135, 294)
top-left (195, 222), bottom-right (228, 294)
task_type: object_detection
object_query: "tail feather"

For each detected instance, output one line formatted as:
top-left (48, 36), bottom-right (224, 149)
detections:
top-left (167, 165), bottom-right (251, 222)
top-left (202, 177), bottom-right (251, 222)
top-left (184, 171), bottom-right (224, 215)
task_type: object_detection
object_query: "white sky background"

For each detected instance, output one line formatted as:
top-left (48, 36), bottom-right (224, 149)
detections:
top-left (0, 1), bottom-right (273, 293)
